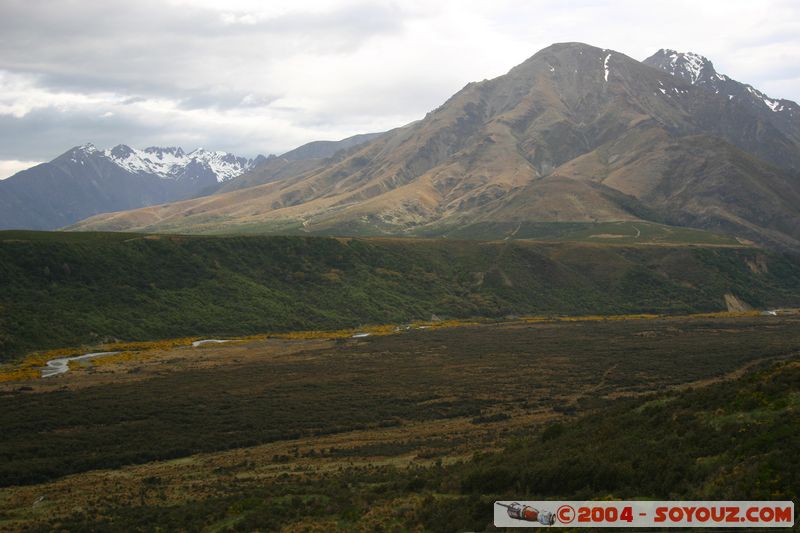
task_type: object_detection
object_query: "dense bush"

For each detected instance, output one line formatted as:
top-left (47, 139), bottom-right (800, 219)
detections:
top-left (2, 231), bottom-right (799, 361)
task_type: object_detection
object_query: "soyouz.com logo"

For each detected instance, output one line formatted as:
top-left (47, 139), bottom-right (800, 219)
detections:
top-left (494, 501), bottom-right (795, 528)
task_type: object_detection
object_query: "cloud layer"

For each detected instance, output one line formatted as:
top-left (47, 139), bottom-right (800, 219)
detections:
top-left (1, 0), bottom-right (799, 176)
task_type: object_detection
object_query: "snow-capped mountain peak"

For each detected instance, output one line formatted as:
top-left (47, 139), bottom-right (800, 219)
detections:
top-left (78, 142), bottom-right (99, 154)
top-left (97, 144), bottom-right (260, 182)
top-left (648, 49), bottom-right (719, 85)
top-left (644, 49), bottom-right (797, 119)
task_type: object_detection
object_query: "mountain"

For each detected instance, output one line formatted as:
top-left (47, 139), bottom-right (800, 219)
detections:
top-left (0, 144), bottom-right (262, 230)
top-left (103, 144), bottom-right (262, 183)
top-left (644, 49), bottom-right (800, 143)
top-left (209, 132), bottom-right (385, 194)
top-left (279, 132), bottom-right (386, 162)
top-left (70, 43), bottom-right (800, 250)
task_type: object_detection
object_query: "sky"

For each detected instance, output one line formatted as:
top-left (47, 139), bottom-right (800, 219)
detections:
top-left (1, 0), bottom-right (799, 178)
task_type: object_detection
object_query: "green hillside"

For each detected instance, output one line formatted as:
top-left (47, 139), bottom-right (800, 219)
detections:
top-left (1, 230), bottom-right (799, 361)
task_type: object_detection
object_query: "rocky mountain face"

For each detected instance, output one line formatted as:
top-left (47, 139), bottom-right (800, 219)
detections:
top-left (66, 43), bottom-right (800, 250)
top-left (644, 49), bottom-right (800, 155)
top-left (0, 144), bottom-right (263, 230)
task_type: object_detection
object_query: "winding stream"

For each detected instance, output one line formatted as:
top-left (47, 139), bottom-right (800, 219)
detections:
top-left (40, 339), bottom-right (234, 378)
top-left (191, 339), bottom-right (231, 347)
top-left (41, 351), bottom-right (120, 378)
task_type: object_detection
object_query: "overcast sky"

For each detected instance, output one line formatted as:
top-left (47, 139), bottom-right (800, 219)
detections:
top-left (1, 0), bottom-right (799, 178)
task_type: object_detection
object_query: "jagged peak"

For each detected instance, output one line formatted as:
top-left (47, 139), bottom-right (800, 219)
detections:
top-left (644, 49), bottom-right (723, 85)
top-left (77, 142), bottom-right (98, 153)
top-left (645, 49), bottom-right (795, 114)
top-left (144, 146), bottom-right (186, 158)
top-left (109, 144), bottom-right (134, 158)
top-left (58, 143), bottom-right (260, 182)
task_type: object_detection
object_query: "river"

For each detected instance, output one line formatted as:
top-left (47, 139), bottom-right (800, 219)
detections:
top-left (41, 351), bottom-right (121, 378)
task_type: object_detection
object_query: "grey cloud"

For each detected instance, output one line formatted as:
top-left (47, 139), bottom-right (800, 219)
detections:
top-left (0, 1), bottom-right (409, 102)
top-left (122, 96), bottom-right (148, 105)
top-left (2, 0), bottom-right (799, 170)
top-left (0, 0), bottom-right (418, 161)
top-left (0, 105), bottom-right (269, 161)
top-left (735, 29), bottom-right (800, 49)
top-left (0, 107), bottom-right (172, 161)
top-left (176, 92), bottom-right (281, 111)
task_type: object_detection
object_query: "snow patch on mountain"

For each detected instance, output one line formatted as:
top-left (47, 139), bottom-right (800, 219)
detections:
top-left (650, 49), bottom-right (715, 85)
top-left (746, 86), bottom-right (786, 113)
top-left (79, 142), bottom-right (99, 154)
top-left (646, 49), bottom-right (796, 117)
top-left (670, 50), bottom-right (705, 84)
top-left (84, 144), bottom-right (260, 182)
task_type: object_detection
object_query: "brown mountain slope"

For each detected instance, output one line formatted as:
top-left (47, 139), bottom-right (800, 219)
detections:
top-left (71, 43), bottom-right (800, 250)
top-left (214, 132), bottom-right (385, 194)
top-left (440, 133), bottom-right (800, 250)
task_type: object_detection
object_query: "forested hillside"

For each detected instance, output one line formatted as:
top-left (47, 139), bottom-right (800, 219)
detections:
top-left (2, 231), bottom-right (799, 360)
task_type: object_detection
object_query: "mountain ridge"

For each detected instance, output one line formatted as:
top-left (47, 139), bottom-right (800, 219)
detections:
top-left (0, 131), bottom-right (386, 231)
top-left (643, 48), bottom-right (800, 145)
top-left (0, 143), bottom-right (262, 230)
top-left (48, 43), bottom-right (800, 250)
top-left (96, 143), bottom-right (263, 183)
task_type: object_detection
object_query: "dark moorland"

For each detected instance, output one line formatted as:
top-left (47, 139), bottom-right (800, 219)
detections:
top-left (0, 316), bottom-right (798, 531)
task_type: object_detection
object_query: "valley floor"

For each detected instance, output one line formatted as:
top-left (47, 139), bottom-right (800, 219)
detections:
top-left (1, 314), bottom-right (799, 531)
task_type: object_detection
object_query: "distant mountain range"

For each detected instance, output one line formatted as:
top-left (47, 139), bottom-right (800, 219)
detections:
top-left (7, 42), bottom-right (800, 250)
top-left (0, 134), bottom-right (382, 231)
top-left (101, 144), bottom-right (263, 183)
top-left (0, 143), bottom-right (263, 230)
